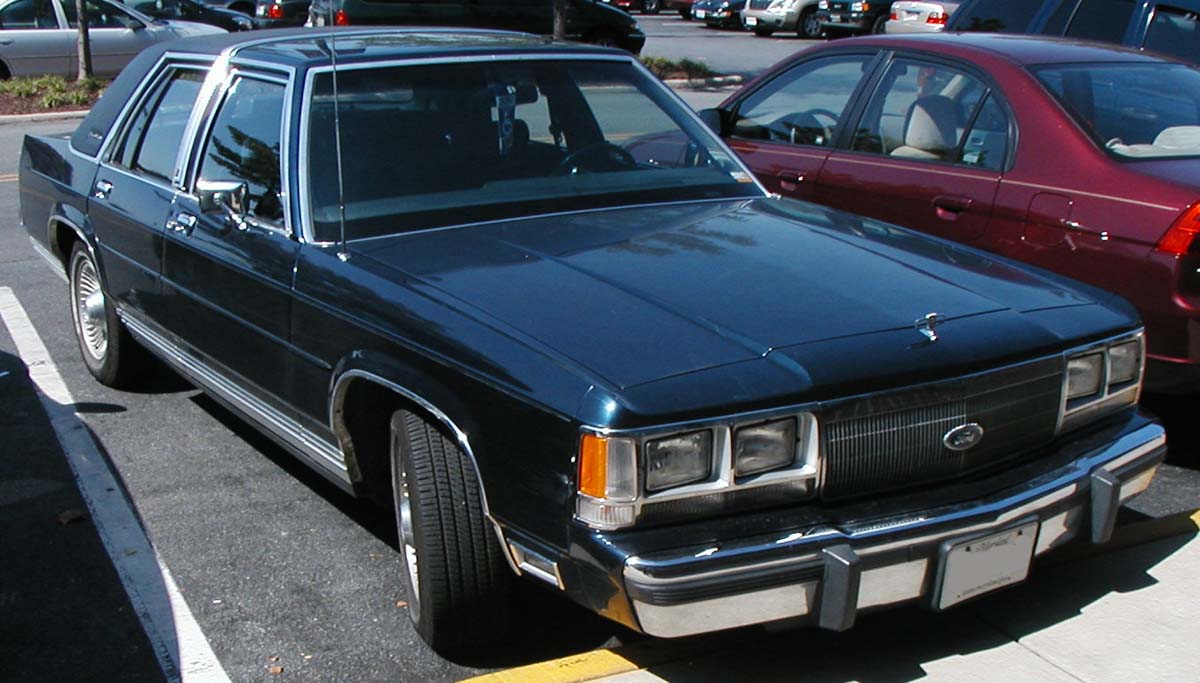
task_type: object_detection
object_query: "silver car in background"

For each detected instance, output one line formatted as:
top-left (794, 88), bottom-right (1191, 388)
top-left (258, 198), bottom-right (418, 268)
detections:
top-left (884, 0), bottom-right (958, 32)
top-left (742, 0), bottom-right (823, 37)
top-left (0, 0), bottom-right (223, 79)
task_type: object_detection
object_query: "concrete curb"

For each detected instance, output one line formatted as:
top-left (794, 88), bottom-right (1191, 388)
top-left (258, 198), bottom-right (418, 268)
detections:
top-left (457, 508), bottom-right (1200, 683)
top-left (660, 75), bottom-right (744, 89)
top-left (0, 110), bottom-right (88, 125)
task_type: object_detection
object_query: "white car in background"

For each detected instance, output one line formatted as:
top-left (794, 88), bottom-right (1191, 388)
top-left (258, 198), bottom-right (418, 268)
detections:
top-left (742, 0), bottom-right (823, 38)
top-left (884, 0), bottom-right (958, 33)
top-left (0, 0), bottom-right (223, 79)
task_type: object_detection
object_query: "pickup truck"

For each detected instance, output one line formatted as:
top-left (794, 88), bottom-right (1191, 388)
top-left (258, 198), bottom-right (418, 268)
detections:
top-left (19, 27), bottom-right (1166, 655)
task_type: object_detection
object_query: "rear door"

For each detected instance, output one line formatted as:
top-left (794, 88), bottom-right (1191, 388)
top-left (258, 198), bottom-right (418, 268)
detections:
top-left (59, 0), bottom-right (158, 78)
top-left (1140, 3), bottom-right (1200, 63)
top-left (814, 54), bottom-right (1010, 243)
top-left (722, 52), bottom-right (879, 201)
top-left (0, 0), bottom-right (70, 77)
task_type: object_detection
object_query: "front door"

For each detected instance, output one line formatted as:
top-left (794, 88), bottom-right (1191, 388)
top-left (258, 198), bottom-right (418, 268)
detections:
top-left (161, 72), bottom-right (300, 405)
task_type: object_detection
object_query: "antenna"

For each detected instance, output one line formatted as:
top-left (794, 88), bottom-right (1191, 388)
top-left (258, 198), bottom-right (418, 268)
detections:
top-left (327, 8), bottom-right (349, 261)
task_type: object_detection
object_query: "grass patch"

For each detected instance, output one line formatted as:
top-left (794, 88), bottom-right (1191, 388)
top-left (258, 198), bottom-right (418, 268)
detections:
top-left (640, 56), bottom-right (719, 81)
top-left (0, 75), bottom-right (105, 112)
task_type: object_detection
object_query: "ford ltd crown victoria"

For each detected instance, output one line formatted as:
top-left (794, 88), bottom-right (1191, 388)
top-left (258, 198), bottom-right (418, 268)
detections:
top-left (19, 28), bottom-right (1166, 654)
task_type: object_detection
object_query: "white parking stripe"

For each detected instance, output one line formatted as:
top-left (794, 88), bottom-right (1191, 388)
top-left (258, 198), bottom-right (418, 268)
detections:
top-left (0, 287), bottom-right (230, 683)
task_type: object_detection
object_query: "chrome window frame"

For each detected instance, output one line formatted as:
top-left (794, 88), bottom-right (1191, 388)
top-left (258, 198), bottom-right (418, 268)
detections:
top-left (295, 52), bottom-right (769, 246)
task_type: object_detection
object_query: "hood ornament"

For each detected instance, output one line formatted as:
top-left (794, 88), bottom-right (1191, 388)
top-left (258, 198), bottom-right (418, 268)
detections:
top-left (915, 312), bottom-right (946, 343)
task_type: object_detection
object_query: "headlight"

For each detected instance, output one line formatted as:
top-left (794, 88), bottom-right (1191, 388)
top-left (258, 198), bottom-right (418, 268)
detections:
top-left (818, 0), bottom-right (828, 8)
top-left (1059, 332), bottom-right (1144, 433)
top-left (1108, 340), bottom-right (1141, 385)
top-left (645, 430), bottom-right (713, 491)
top-left (735, 418), bottom-right (796, 477)
top-left (851, 1), bottom-right (869, 10)
top-left (1066, 353), bottom-right (1104, 399)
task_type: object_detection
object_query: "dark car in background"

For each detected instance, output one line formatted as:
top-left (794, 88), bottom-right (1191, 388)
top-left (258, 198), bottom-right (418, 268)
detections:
top-left (304, 0), bottom-right (646, 53)
top-left (693, 0), bottom-right (747, 27)
top-left (255, 0), bottom-right (306, 25)
top-left (816, 0), bottom-right (894, 34)
top-left (20, 26), bottom-right (1164, 657)
top-left (600, 0), bottom-right (662, 13)
top-left (948, 0), bottom-right (1200, 65)
top-left (705, 34), bottom-right (1200, 391)
top-left (667, 0), bottom-right (697, 16)
top-left (127, 0), bottom-right (255, 30)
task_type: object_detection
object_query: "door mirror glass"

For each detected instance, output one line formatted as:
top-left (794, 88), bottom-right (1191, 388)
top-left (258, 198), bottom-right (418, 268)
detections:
top-left (697, 108), bottom-right (725, 136)
top-left (197, 179), bottom-right (250, 229)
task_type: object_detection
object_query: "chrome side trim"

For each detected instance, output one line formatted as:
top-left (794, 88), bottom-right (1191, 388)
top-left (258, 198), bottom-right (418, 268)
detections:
top-left (119, 309), bottom-right (349, 483)
top-left (328, 369), bottom-right (520, 574)
top-left (507, 541), bottom-right (565, 589)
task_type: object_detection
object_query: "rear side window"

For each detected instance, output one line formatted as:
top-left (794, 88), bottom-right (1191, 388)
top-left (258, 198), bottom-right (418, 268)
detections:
top-left (197, 76), bottom-right (287, 226)
top-left (1145, 6), bottom-right (1200, 63)
top-left (952, 0), bottom-right (1044, 32)
top-left (731, 55), bottom-right (874, 147)
top-left (113, 68), bottom-right (205, 182)
top-left (0, 0), bottom-right (58, 28)
top-left (1063, 0), bottom-right (1135, 43)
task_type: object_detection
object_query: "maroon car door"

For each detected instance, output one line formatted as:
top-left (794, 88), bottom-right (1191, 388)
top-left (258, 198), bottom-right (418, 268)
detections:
top-left (724, 53), bottom-right (879, 201)
top-left (815, 57), bottom-right (1009, 243)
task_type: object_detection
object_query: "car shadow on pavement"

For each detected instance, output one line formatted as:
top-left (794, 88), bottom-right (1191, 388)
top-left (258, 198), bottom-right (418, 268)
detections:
top-left (0, 350), bottom-right (170, 683)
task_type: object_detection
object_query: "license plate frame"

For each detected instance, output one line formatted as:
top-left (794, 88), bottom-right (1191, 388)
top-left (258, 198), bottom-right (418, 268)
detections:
top-left (933, 520), bottom-right (1038, 610)
top-left (695, 9), bottom-right (707, 18)
top-left (745, 15), bottom-right (758, 25)
top-left (830, 12), bottom-right (844, 21)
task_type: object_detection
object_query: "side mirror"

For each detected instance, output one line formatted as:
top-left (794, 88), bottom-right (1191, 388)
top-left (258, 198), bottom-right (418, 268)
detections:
top-left (697, 108), bottom-right (728, 137)
top-left (197, 179), bottom-right (249, 230)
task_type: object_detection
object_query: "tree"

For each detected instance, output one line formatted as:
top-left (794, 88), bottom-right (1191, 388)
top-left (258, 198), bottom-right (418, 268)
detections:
top-left (75, 0), bottom-right (93, 80)
top-left (553, 0), bottom-right (566, 40)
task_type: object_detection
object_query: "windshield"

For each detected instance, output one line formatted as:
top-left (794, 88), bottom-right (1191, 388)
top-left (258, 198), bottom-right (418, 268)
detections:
top-left (1032, 62), bottom-right (1200, 160)
top-left (305, 58), bottom-right (760, 242)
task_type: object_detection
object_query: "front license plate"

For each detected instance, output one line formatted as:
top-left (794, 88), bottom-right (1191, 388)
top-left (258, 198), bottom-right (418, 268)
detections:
top-left (936, 521), bottom-right (1037, 610)
top-left (695, 9), bottom-right (706, 18)
top-left (745, 16), bottom-right (758, 25)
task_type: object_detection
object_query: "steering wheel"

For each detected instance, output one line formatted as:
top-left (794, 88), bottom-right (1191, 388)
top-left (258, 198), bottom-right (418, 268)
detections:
top-left (774, 108), bottom-right (839, 146)
top-left (558, 141), bottom-right (638, 174)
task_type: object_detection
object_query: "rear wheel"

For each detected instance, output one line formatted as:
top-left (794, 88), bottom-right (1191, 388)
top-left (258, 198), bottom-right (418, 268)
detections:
top-left (798, 6), bottom-right (822, 38)
top-left (391, 410), bottom-right (515, 654)
top-left (871, 12), bottom-right (887, 33)
top-left (68, 243), bottom-right (143, 388)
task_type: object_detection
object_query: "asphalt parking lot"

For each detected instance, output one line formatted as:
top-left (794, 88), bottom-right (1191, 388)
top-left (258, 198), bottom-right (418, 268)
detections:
top-left (2, 17), bottom-right (1200, 683)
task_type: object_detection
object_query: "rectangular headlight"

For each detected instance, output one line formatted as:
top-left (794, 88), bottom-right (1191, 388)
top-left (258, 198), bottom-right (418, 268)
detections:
top-left (1067, 353), bottom-right (1104, 399)
top-left (1108, 340), bottom-right (1141, 385)
top-left (645, 430), bottom-right (713, 492)
top-left (735, 418), bottom-right (796, 477)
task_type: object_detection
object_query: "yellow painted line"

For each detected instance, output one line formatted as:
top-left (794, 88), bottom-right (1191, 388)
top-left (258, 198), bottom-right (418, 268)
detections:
top-left (0, 173), bottom-right (18, 183)
top-left (458, 649), bottom-right (642, 683)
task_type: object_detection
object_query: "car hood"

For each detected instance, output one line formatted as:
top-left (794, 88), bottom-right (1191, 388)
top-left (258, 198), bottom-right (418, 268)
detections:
top-left (353, 198), bottom-right (1113, 390)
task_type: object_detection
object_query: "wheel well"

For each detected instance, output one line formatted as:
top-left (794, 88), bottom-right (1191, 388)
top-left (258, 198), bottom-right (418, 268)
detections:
top-left (0, 60), bottom-right (11, 80)
top-left (52, 220), bottom-right (80, 271)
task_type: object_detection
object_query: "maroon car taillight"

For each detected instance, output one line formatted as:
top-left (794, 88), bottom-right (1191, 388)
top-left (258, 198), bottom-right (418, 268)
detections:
top-left (335, 8), bottom-right (349, 24)
top-left (266, 3), bottom-right (283, 19)
top-left (1157, 202), bottom-right (1200, 256)
top-left (926, 11), bottom-right (946, 24)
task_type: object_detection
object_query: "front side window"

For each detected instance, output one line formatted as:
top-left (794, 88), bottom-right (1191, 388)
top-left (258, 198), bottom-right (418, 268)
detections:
top-left (1034, 62), bottom-right (1200, 159)
top-left (1144, 6), bottom-right (1200, 64)
top-left (730, 55), bottom-right (874, 147)
top-left (306, 59), bottom-right (758, 242)
top-left (1063, 0), bottom-right (1134, 43)
top-left (61, 0), bottom-right (139, 28)
top-left (953, 0), bottom-right (1043, 32)
top-left (0, 0), bottom-right (58, 28)
top-left (113, 68), bottom-right (205, 182)
top-left (197, 77), bottom-right (286, 225)
top-left (852, 58), bottom-right (993, 164)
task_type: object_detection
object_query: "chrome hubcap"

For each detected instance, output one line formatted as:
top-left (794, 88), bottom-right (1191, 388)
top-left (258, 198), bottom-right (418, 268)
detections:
top-left (393, 447), bottom-right (420, 615)
top-left (73, 257), bottom-right (107, 361)
top-left (804, 15), bottom-right (820, 36)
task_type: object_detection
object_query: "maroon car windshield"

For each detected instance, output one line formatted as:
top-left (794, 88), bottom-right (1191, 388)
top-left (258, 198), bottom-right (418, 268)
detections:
top-left (1032, 62), bottom-right (1200, 161)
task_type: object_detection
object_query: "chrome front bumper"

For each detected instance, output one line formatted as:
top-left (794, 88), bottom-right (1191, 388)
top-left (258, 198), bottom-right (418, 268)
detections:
top-left (622, 422), bottom-right (1165, 638)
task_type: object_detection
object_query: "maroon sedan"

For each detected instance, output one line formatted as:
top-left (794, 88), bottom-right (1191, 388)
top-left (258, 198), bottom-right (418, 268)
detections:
top-left (706, 34), bottom-right (1200, 391)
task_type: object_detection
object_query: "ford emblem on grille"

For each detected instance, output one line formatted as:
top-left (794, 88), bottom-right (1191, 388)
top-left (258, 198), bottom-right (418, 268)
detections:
top-left (943, 423), bottom-right (985, 451)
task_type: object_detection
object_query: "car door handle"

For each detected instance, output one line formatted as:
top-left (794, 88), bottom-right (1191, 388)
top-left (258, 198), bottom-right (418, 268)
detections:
top-left (165, 212), bottom-right (197, 234)
top-left (933, 195), bottom-right (972, 220)
top-left (93, 179), bottom-right (113, 200)
top-left (776, 171), bottom-right (805, 192)
top-left (0, 39), bottom-right (13, 46)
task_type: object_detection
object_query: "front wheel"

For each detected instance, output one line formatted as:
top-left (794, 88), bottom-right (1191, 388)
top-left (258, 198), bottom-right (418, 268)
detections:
top-left (391, 410), bottom-right (515, 654)
top-left (871, 12), bottom-right (887, 34)
top-left (68, 242), bottom-right (143, 387)
top-left (798, 6), bottom-right (822, 38)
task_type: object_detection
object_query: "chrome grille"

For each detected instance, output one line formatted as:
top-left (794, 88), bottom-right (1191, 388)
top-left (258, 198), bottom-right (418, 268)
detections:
top-left (821, 358), bottom-right (1063, 500)
top-left (748, 0), bottom-right (772, 9)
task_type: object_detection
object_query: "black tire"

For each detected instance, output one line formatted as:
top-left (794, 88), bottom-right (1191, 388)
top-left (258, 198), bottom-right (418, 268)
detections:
top-left (753, 26), bottom-right (774, 37)
top-left (0, 61), bottom-right (10, 81)
top-left (871, 12), bottom-right (887, 34)
top-left (798, 6), bottom-right (822, 38)
top-left (67, 242), bottom-right (144, 388)
top-left (391, 410), bottom-right (515, 654)
top-left (642, 0), bottom-right (660, 13)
